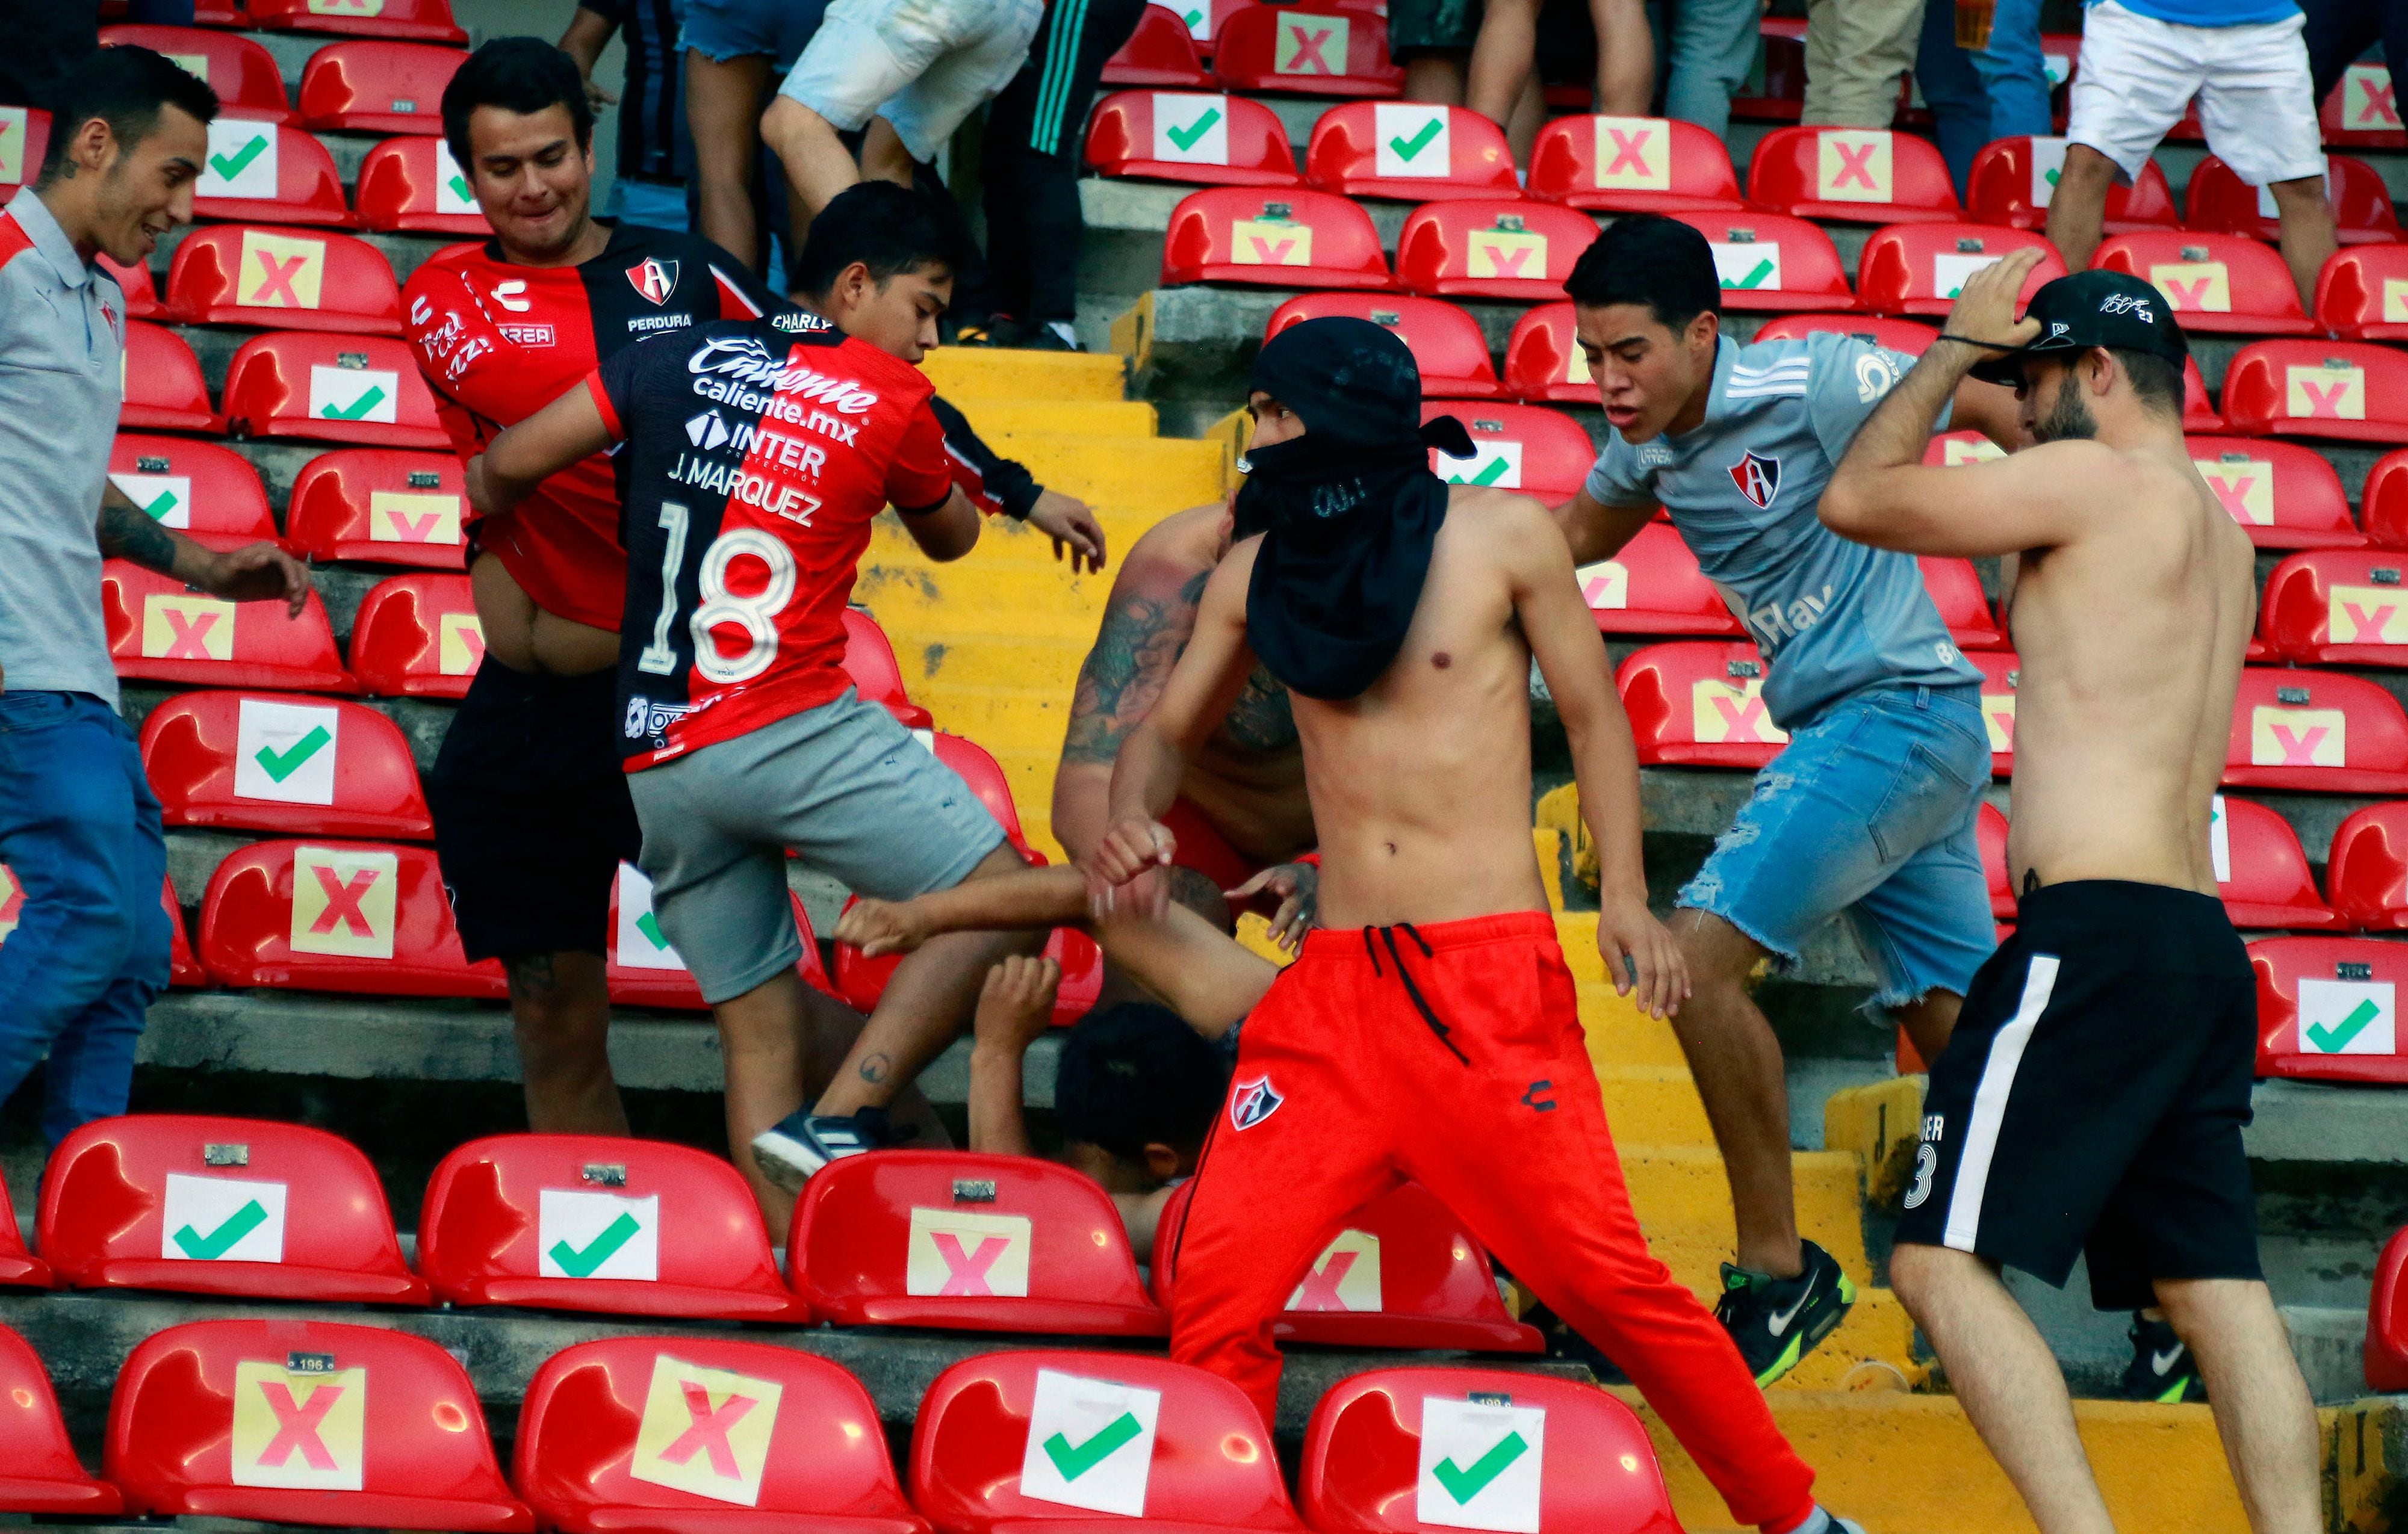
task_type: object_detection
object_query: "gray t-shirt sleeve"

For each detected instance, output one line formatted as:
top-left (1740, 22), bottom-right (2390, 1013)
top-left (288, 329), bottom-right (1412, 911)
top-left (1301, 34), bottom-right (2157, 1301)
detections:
top-left (1805, 337), bottom-right (1952, 464)
top-left (1581, 437), bottom-right (1656, 507)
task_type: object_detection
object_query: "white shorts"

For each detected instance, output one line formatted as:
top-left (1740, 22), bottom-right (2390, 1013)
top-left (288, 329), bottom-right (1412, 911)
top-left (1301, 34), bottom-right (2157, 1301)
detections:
top-left (777, 0), bottom-right (1044, 164)
top-left (2066, 0), bottom-right (2326, 188)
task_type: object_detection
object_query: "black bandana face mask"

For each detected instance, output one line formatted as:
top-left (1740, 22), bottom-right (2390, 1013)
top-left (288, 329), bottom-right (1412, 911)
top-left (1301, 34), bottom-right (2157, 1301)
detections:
top-left (1235, 318), bottom-right (1476, 702)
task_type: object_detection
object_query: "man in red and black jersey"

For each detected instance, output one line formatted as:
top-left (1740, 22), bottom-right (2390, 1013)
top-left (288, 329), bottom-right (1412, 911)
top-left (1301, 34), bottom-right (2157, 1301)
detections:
top-left (467, 182), bottom-right (1047, 1234)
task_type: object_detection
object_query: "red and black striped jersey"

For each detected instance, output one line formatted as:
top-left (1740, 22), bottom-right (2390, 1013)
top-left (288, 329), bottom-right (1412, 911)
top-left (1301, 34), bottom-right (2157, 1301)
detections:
top-left (591, 311), bottom-right (955, 769)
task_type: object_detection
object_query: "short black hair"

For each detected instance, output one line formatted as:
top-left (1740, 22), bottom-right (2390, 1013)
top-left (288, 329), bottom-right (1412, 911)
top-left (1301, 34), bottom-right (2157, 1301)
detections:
top-left (39, 45), bottom-right (218, 186)
top-left (440, 37), bottom-right (592, 171)
top-left (1053, 1003), bottom-right (1230, 1169)
top-left (790, 181), bottom-right (972, 302)
top-left (2111, 347), bottom-right (2183, 416)
top-left (1563, 213), bottom-right (1722, 332)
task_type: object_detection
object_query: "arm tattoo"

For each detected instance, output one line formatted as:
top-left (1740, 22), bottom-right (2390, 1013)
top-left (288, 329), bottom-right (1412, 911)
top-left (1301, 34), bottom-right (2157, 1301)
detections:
top-left (97, 499), bottom-right (182, 575)
top-left (1060, 569), bottom-right (1209, 764)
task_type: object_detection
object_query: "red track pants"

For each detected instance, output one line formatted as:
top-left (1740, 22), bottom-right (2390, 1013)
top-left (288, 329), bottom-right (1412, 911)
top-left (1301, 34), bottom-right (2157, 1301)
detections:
top-left (1165, 911), bottom-right (1819, 1533)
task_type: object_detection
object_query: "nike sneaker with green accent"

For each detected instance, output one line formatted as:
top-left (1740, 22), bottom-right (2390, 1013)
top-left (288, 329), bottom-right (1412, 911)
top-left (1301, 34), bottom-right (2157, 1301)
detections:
top-left (2123, 1312), bottom-right (2208, 1403)
top-left (1713, 1239), bottom-right (1857, 1387)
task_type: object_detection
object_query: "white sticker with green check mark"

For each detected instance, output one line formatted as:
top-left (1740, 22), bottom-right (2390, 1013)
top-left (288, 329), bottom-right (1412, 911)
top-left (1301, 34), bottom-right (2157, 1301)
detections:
top-left (1708, 240), bottom-right (1782, 292)
top-left (1019, 1369), bottom-right (1160, 1516)
top-left (310, 365), bottom-right (400, 425)
top-left (161, 1171), bottom-right (288, 1263)
top-left (613, 862), bottom-right (689, 973)
top-left (234, 697), bottom-right (341, 806)
top-left (2209, 793), bottom-right (2230, 884)
top-left (538, 1188), bottom-right (660, 1280)
top-left (1433, 440), bottom-right (1522, 489)
top-left (2297, 977), bottom-right (2395, 1057)
top-left (110, 471), bottom-right (191, 529)
top-left (1417, 1396), bottom-right (1546, 1533)
top-left (1179, 3), bottom-right (1209, 37)
top-left (434, 138), bottom-right (479, 216)
top-left (1150, 93), bottom-right (1230, 165)
top-left (1374, 102), bottom-right (1451, 178)
top-left (202, 117), bottom-right (280, 199)
top-left (2027, 135), bottom-right (2068, 207)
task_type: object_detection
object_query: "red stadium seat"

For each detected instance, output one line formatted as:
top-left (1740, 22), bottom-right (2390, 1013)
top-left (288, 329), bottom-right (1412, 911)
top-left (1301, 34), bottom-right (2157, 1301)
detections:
top-left (910, 1350), bottom-right (1301, 1533)
top-left (2249, 935), bottom-right (2408, 1084)
top-left (297, 40), bottom-right (464, 134)
top-left (1527, 114), bottom-right (1745, 214)
top-left (2315, 244), bottom-right (2408, 341)
top-left (140, 691), bottom-right (432, 840)
top-left (2371, 1225), bottom-right (2408, 1393)
top-left (285, 448), bottom-right (467, 567)
top-left (198, 838), bottom-right (507, 997)
top-left (789, 1152), bottom-right (1167, 1337)
top-left (100, 252), bottom-right (164, 318)
top-left (2092, 231), bottom-right (2315, 336)
top-left (1306, 104), bottom-right (1516, 201)
top-left (1730, 16), bottom-right (1807, 122)
top-left (354, 135), bottom-right (490, 235)
top-left (108, 434), bottom-right (280, 553)
top-left (1922, 556), bottom-right (2004, 648)
top-left (2185, 436), bottom-right (2360, 549)
top-left (1970, 649), bottom-right (2020, 778)
top-left (349, 571), bottom-right (485, 697)
top-left (834, 898), bottom-right (1100, 1024)
top-left (121, 320), bottom-right (223, 434)
top-left (843, 607), bottom-right (934, 726)
top-left (167, 224), bottom-right (403, 333)
top-left (1423, 401), bottom-right (1597, 499)
top-left (40, 1113), bottom-right (426, 1302)
top-left (1978, 802), bottom-right (2015, 918)
top-left (1395, 199), bottom-right (1599, 302)
top-left (2185, 153), bottom-right (2400, 245)
top-left (1503, 302), bottom-right (1596, 404)
top-left (1211, 4), bottom-right (1401, 97)
top-left (1300, 1367), bottom-right (1680, 1534)
top-left (2224, 667), bottom-right (2408, 793)
top-left (101, 25), bottom-right (296, 122)
top-left (222, 330), bottom-right (450, 448)
top-left (166, 874), bottom-right (205, 989)
top-left (1084, 91), bottom-right (1297, 186)
top-left (1754, 313), bottom-right (1939, 353)
top-left (1854, 222), bottom-right (2064, 318)
top-left (0, 869), bottom-right (200, 991)
top-left (1666, 211), bottom-right (1855, 312)
top-left (1747, 126), bottom-right (1961, 224)
top-left (417, 1134), bottom-right (809, 1322)
top-left (241, 0), bottom-right (467, 43)
top-left (1099, 5), bottom-right (1213, 88)
top-left (607, 861), bottom-right (835, 1009)
top-left (1270, 293), bottom-right (1502, 399)
top-left (2262, 549), bottom-right (2408, 665)
top-left (2207, 793), bottom-right (2336, 929)
top-left (0, 107), bottom-right (50, 200)
top-left (1964, 136), bottom-right (2179, 233)
top-left (2221, 340), bottom-right (2408, 444)
top-left (1616, 642), bottom-right (1790, 768)
top-left (1572, 521), bottom-right (1739, 637)
top-left (514, 1338), bottom-right (922, 1533)
top-left (102, 561), bottom-right (353, 692)
top-left (194, 119), bottom-right (352, 227)
top-left (0, 1324), bottom-right (118, 1514)
top-left (1161, 187), bottom-right (1392, 289)
top-left (2324, 62), bottom-right (2404, 150)
top-left (2367, 450), bottom-right (2408, 549)
top-left (191, 0), bottom-right (241, 24)
top-left (1923, 428), bottom-right (2005, 468)
top-left (2185, 354), bottom-right (2223, 431)
top-left (2332, 803), bottom-right (2408, 930)
top-left (0, 1168), bottom-right (47, 1288)
top-left (107, 1319), bottom-right (524, 1530)
top-left (1150, 1180), bottom-right (1544, 1353)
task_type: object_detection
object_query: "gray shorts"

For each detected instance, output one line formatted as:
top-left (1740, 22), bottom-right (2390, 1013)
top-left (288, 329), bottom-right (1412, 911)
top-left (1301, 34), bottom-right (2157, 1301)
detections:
top-left (776, 0), bottom-right (1044, 162)
top-left (626, 688), bottom-right (1007, 1003)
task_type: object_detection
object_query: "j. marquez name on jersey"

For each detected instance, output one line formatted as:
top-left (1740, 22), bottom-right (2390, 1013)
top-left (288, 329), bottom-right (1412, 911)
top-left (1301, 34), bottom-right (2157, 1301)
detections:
top-left (668, 450), bottom-right (823, 525)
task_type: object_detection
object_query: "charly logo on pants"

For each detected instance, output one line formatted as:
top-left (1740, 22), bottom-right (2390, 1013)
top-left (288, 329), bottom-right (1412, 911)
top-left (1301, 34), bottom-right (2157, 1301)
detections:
top-left (1229, 1074), bottom-right (1283, 1130)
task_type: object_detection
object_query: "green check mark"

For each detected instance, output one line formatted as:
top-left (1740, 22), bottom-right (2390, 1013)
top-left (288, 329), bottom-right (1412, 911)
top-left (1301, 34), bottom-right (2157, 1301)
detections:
top-left (1182, 5), bottom-right (1205, 24)
top-left (1164, 107), bottom-right (1221, 152)
top-left (321, 385), bottom-right (386, 421)
top-left (1462, 456), bottom-right (1509, 485)
top-left (1043, 1412), bottom-right (1141, 1480)
top-left (635, 912), bottom-right (669, 949)
top-left (548, 1210), bottom-right (641, 1276)
top-left (1725, 258), bottom-right (1775, 289)
top-left (172, 1198), bottom-right (267, 1259)
top-left (447, 174), bottom-right (471, 202)
top-left (210, 134), bottom-right (267, 182)
top-left (138, 487), bottom-right (179, 522)
top-left (2307, 998), bottom-right (2381, 1053)
top-left (253, 725), bottom-right (331, 783)
top-left (2044, 167), bottom-right (2061, 188)
top-left (1389, 118), bottom-right (1444, 161)
top-left (1432, 1430), bottom-right (1528, 1505)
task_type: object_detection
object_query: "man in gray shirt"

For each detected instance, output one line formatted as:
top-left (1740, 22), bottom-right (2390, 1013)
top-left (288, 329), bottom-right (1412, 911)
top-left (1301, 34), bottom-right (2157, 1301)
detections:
top-left (0, 47), bottom-right (306, 1144)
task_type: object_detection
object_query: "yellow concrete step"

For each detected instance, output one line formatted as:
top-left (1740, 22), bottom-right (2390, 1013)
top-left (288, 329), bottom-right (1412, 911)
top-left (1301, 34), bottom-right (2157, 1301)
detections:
top-left (1597, 1064), bottom-right (1714, 1147)
top-left (902, 685), bottom-right (1074, 750)
top-left (863, 584), bottom-right (1108, 642)
top-left (883, 633), bottom-right (1096, 690)
top-left (1578, 980), bottom-right (1691, 1069)
top-left (921, 347), bottom-right (1128, 402)
top-left (1625, 1147), bottom-right (1871, 1280)
top-left (985, 433), bottom-right (1227, 511)
top-left (1637, 1391), bottom-right (2255, 1533)
top-left (1824, 1075), bottom-right (1931, 1211)
top-left (948, 398), bottom-right (1159, 439)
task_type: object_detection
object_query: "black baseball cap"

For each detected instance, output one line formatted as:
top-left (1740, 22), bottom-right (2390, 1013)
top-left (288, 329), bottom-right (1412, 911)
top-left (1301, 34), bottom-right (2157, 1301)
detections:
top-left (1966, 269), bottom-right (2190, 387)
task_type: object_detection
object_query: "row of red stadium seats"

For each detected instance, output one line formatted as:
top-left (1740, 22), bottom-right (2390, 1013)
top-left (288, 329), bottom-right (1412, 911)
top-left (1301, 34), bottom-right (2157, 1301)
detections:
top-left (98, 28), bottom-right (467, 137)
top-left (98, 0), bottom-right (465, 43)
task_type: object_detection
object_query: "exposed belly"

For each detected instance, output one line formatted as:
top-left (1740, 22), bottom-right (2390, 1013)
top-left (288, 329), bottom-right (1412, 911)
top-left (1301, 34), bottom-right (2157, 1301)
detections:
top-left (1180, 739), bottom-right (1316, 864)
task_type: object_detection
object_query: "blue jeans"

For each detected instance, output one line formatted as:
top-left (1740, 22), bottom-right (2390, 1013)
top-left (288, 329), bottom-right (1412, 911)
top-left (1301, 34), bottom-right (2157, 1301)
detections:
top-left (1663, 0), bottom-right (1766, 144)
top-left (1917, 0), bottom-right (2055, 192)
top-left (1678, 682), bottom-right (1994, 1012)
top-left (608, 176), bottom-right (692, 232)
top-left (0, 691), bottom-right (167, 1145)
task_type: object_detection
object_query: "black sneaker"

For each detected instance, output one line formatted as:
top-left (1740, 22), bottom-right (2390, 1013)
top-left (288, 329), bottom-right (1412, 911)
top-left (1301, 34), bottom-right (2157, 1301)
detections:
top-left (1713, 1239), bottom-right (1858, 1387)
top-left (750, 1106), bottom-right (890, 1193)
top-left (2123, 1312), bottom-right (2208, 1403)
top-left (952, 317), bottom-right (1007, 347)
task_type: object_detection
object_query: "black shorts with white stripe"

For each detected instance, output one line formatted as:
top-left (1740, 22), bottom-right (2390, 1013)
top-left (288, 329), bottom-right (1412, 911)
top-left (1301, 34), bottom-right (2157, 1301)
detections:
top-left (1894, 879), bottom-right (2264, 1310)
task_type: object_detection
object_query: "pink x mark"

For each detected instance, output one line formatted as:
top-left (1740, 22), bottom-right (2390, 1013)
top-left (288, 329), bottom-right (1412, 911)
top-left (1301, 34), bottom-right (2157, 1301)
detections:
top-left (161, 608), bottom-right (219, 660)
top-left (385, 507), bottom-right (441, 540)
top-left (2161, 276), bottom-right (2212, 308)
top-left (308, 865), bottom-right (378, 936)
top-left (1988, 708), bottom-right (2015, 746)
top-left (252, 251), bottom-right (307, 306)
top-left (1482, 242), bottom-right (1534, 277)
top-left (1710, 694), bottom-right (1774, 741)
top-left (2268, 723), bottom-right (2330, 765)
top-left (657, 1382), bottom-right (756, 1479)
top-left (1829, 141), bottom-right (1879, 190)
top-left (1247, 235), bottom-right (1297, 264)
top-left (2300, 380), bottom-right (2352, 418)
top-left (1285, 23), bottom-right (1335, 71)
top-left (1604, 127), bottom-right (1654, 176)
top-left (2205, 475), bottom-right (2256, 517)
top-left (2361, 79), bottom-right (2400, 126)
top-left (444, 619), bottom-right (486, 668)
top-left (929, 1232), bottom-right (1007, 1296)
top-left (1292, 1249), bottom-right (1359, 1311)
top-left (2344, 602), bottom-right (2397, 642)
top-left (255, 1382), bottom-right (341, 1470)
